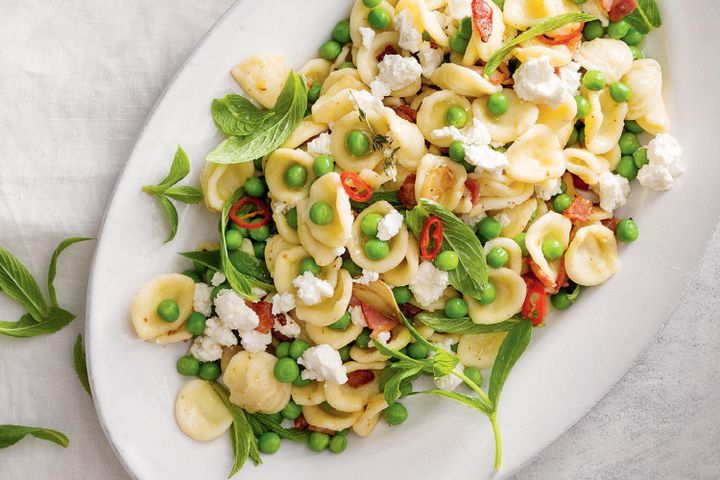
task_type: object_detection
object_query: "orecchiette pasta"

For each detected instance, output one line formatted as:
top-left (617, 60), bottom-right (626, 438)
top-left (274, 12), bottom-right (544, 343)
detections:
top-left (472, 89), bottom-right (539, 145)
top-left (175, 379), bottom-right (233, 442)
top-left (564, 224), bottom-right (620, 286)
top-left (324, 361), bottom-right (384, 412)
top-left (200, 161), bottom-right (255, 212)
top-left (536, 92), bottom-right (578, 146)
top-left (131, 274), bottom-right (194, 343)
top-left (303, 403), bottom-right (362, 431)
top-left (417, 90), bottom-right (473, 147)
top-left (265, 148), bottom-right (316, 205)
top-left (352, 393), bottom-right (388, 437)
top-left (525, 211), bottom-right (572, 283)
top-left (583, 86), bottom-right (629, 155)
top-left (466, 268), bottom-right (527, 325)
top-left (622, 59), bottom-right (670, 134)
top-left (304, 321), bottom-right (365, 349)
top-left (513, 38), bottom-right (574, 67)
top-left (295, 269), bottom-right (353, 326)
top-left (291, 381), bottom-right (326, 406)
top-left (564, 148), bottom-right (610, 186)
top-left (457, 332), bottom-right (508, 369)
top-left (414, 154), bottom-right (467, 212)
top-left (281, 119), bottom-right (329, 149)
top-left (223, 351), bottom-right (292, 414)
top-left (484, 238), bottom-right (524, 274)
top-left (430, 64), bottom-right (501, 98)
top-left (330, 110), bottom-right (388, 172)
top-left (348, 201), bottom-right (409, 273)
top-left (503, 0), bottom-right (580, 30)
top-left (395, 0), bottom-right (448, 47)
top-left (298, 58), bottom-right (333, 87)
top-left (506, 125), bottom-right (565, 184)
top-left (497, 197), bottom-right (538, 238)
top-left (462, 0), bottom-right (505, 65)
top-left (381, 236), bottom-right (420, 286)
top-left (231, 54), bottom-right (291, 108)
top-left (573, 38), bottom-right (634, 84)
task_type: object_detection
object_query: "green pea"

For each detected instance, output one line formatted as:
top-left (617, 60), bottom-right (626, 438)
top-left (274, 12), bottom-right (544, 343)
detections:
top-left (577, 126), bottom-right (586, 146)
top-left (616, 218), bottom-right (639, 243)
top-left (633, 147), bottom-right (649, 168)
top-left (308, 83), bottom-right (322, 104)
top-left (623, 28), bottom-right (644, 46)
top-left (364, 239), bottom-right (390, 260)
top-left (619, 132), bottom-right (640, 155)
top-left (478, 282), bottom-right (496, 305)
top-left (176, 355), bottom-right (200, 376)
top-left (542, 237), bottom-right (564, 261)
top-left (333, 19), bottom-right (351, 44)
top-left (625, 120), bottom-right (644, 134)
top-left (355, 329), bottom-right (372, 349)
top-left (275, 341), bottom-right (291, 358)
top-left (407, 341), bottom-right (428, 360)
top-left (342, 257), bottom-right (363, 277)
top-left (551, 291), bottom-right (573, 310)
top-left (339, 61), bottom-right (355, 69)
top-left (630, 46), bottom-right (644, 60)
top-left (367, 7), bottom-right (390, 30)
top-left (383, 402), bottom-right (408, 425)
top-left (486, 247), bottom-right (509, 268)
top-left (514, 232), bottom-right (528, 256)
top-left (156, 299), bottom-right (179, 323)
top-left (607, 20), bottom-right (629, 39)
top-left (281, 399), bottom-right (302, 420)
top-left (487, 92), bottom-right (509, 117)
top-left (274, 357), bottom-right (300, 383)
top-left (571, 0), bottom-right (588, 3)
top-left (434, 251), bottom-right (459, 271)
top-left (338, 344), bottom-right (351, 362)
top-left (360, 213), bottom-right (383, 237)
top-left (313, 154), bottom-right (335, 177)
top-left (290, 338), bottom-right (310, 359)
top-left (616, 155), bottom-right (639, 180)
top-left (329, 311), bottom-right (351, 330)
top-left (575, 95), bottom-right (590, 118)
top-left (249, 224), bottom-right (271, 241)
top-left (449, 141), bottom-right (466, 163)
top-left (185, 312), bottom-right (206, 336)
top-left (449, 31), bottom-right (469, 55)
top-left (253, 241), bottom-right (266, 259)
top-left (258, 432), bottom-right (281, 454)
top-left (609, 81), bottom-right (632, 103)
top-left (308, 432), bottom-right (330, 452)
top-left (458, 16), bottom-right (473, 40)
top-left (319, 40), bottom-right (342, 61)
top-left (346, 130), bottom-right (370, 157)
top-left (445, 106), bottom-right (468, 128)
top-left (293, 376), bottom-right (312, 388)
top-left (229, 222), bottom-right (248, 234)
top-left (225, 229), bottom-right (244, 251)
top-left (553, 193), bottom-right (574, 213)
top-left (298, 257), bottom-right (320, 276)
top-left (309, 201), bottom-right (334, 225)
top-left (582, 70), bottom-right (606, 91)
top-left (182, 270), bottom-right (202, 283)
top-left (362, 0), bottom-right (382, 7)
top-left (463, 366), bottom-right (483, 386)
top-left (329, 434), bottom-right (348, 454)
top-left (583, 20), bottom-right (605, 41)
top-left (198, 362), bottom-right (221, 381)
top-left (567, 128), bottom-right (580, 146)
top-left (244, 176), bottom-right (266, 198)
top-left (284, 163), bottom-right (308, 189)
top-left (444, 297), bottom-right (469, 319)
top-left (476, 217), bottom-right (501, 241)
top-left (392, 286), bottom-right (412, 305)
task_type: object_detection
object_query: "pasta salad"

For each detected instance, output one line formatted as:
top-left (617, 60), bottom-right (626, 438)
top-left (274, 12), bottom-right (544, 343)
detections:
top-left (132, 0), bottom-right (678, 475)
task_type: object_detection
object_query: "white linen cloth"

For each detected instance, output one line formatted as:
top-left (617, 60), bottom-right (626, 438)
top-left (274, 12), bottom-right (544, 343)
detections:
top-left (0, 1), bottom-right (718, 480)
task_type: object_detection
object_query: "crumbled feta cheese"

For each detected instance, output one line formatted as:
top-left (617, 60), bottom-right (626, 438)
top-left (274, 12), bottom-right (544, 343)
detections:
top-left (558, 61), bottom-right (582, 96)
top-left (535, 177), bottom-right (563, 201)
top-left (210, 272), bottom-right (226, 287)
top-left (637, 165), bottom-right (674, 192)
top-left (193, 283), bottom-right (212, 317)
top-left (189, 335), bottom-right (223, 362)
top-left (272, 201), bottom-right (289, 214)
top-left (494, 213), bottom-right (511, 228)
top-left (370, 54), bottom-right (422, 98)
top-left (251, 288), bottom-right (267, 298)
top-left (239, 329), bottom-right (272, 353)
top-left (461, 211), bottom-right (488, 228)
top-left (581, 0), bottom-right (609, 26)
top-left (463, 119), bottom-right (493, 147)
top-left (350, 89), bottom-right (385, 115)
top-left (637, 133), bottom-right (685, 192)
top-left (307, 132), bottom-right (332, 156)
top-left (513, 56), bottom-right (566, 109)
top-left (597, 172), bottom-right (630, 212)
top-left (298, 344), bottom-right (348, 384)
top-left (447, 0), bottom-right (472, 19)
top-left (204, 317), bottom-right (237, 347)
top-left (409, 261), bottom-right (450, 308)
top-left (292, 271), bottom-right (334, 306)
top-left (377, 209), bottom-right (404, 241)
top-left (418, 41), bottom-right (444, 77)
top-left (273, 314), bottom-right (301, 338)
top-left (375, 331), bottom-right (391, 345)
top-left (434, 364), bottom-right (464, 391)
top-left (214, 289), bottom-right (259, 331)
top-left (434, 119), bottom-right (505, 174)
top-left (354, 269), bottom-right (380, 285)
top-left (359, 27), bottom-right (376, 49)
top-left (431, 125), bottom-right (466, 143)
top-left (464, 144), bottom-right (509, 176)
top-left (333, 246), bottom-right (347, 257)
top-left (271, 292), bottom-right (296, 315)
top-left (350, 305), bottom-right (367, 327)
top-left (395, 10), bottom-right (423, 53)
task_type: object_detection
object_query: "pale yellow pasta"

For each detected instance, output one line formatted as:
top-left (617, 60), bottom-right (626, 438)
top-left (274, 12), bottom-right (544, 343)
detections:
top-left (281, 119), bottom-right (329, 149)
top-left (352, 393), bottom-right (388, 437)
top-left (131, 274), bottom-right (194, 343)
top-left (264, 234), bottom-right (297, 277)
top-left (303, 172), bottom-right (353, 249)
top-left (504, 0), bottom-right (580, 30)
top-left (272, 245), bottom-right (311, 293)
top-left (472, 89), bottom-right (539, 145)
top-left (291, 381), bottom-right (326, 406)
top-left (564, 148), bottom-right (610, 186)
top-left (466, 268), bottom-right (526, 325)
top-left (200, 161), bottom-right (255, 212)
top-left (296, 199), bottom-right (344, 267)
top-left (636, 101), bottom-right (671, 135)
top-left (381, 236), bottom-right (420, 286)
top-left (622, 59), bottom-right (670, 134)
top-left (298, 58), bottom-right (333, 87)
top-left (430, 64), bottom-right (501, 97)
top-left (484, 238), bottom-right (524, 274)
top-left (349, 326), bottom-right (412, 362)
top-left (506, 125), bottom-right (565, 184)
top-left (231, 54), bottom-right (291, 108)
top-left (497, 197), bottom-right (538, 238)
top-left (356, 31), bottom-right (400, 86)
top-left (395, 0), bottom-right (448, 47)
top-left (386, 109), bottom-right (428, 169)
top-left (321, 68), bottom-right (366, 96)
top-left (325, 361), bottom-right (384, 412)
top-left (265, 148), bottom-right (316, 204)
top-left (415, 154), bottom-right (467, 211)
top-left (350, 0), bottom-right (396, 46)
top-left (564, 224), bottom-right (620, 286)
top-left (601, 144), bottom-right (622, 171)
top-left (348, 201), bottom-right (409, 273)
top-left (513, 38), bottom-right (574, 67)
top-left (457, 333), bottom-right (508, 369)
top-left (525, 211), bottom-right (572, 282)
top-left (574, 38), bottom-right (633, 83)
top-left (469, 171), bottom-right (534, 213)
top-left (312, 87), bottom-right (364, 125)
top-left (330, 109), bottom-right (388, 172)
top-left (417, 90), bottom-right (472, 147)
top-left (409, 86), bottom-right (439, 111)
top-left (273, 208), bottom-right (300, 245)
top-left (537, 92), bottom-right (578, 146)
top-left (175, 379), bottom-right (233, 442)
top-left (463, 0), bottom-right (505, 65)
top-left (303, 404), bottom-right (363, 431)
top-left (223, 351), bottom-right (292, 414)
top-left (583, 87), bottom-right (629, 155)
top-left (295, 270), bottom-right (353, 326)
top-left (305, 321), bottom-right (365, 349)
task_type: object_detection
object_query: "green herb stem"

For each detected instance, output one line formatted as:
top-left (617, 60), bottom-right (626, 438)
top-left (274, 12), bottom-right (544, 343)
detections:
top-left (490, 413), bottom-right (503, 470)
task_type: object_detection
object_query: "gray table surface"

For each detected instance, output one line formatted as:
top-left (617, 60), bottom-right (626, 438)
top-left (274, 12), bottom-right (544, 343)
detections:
top-left (0, 1), bottom-right (718, 479)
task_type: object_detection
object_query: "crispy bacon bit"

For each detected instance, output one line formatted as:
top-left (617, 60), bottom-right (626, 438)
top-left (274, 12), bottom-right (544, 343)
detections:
top-left (399, 303), bottom-right (422, 318)
top-left (360, 303), bottom-right (398, 333)
top-left (347, 370), bottom-right (375, 388)
top-left (465, 178), bottom-right (480, 205)
top-left (601, 217), bottom-right (619, 232)
top-left (478, 63), bottom-right (513, 86)
top-left (398, 173), bottom-right (417, 209)
top-left (308, 424), bottom-right (337, 435)
top-left (563, 196), bottom-right (593, 224)
top-left (538, 23), bottom-right (584, 46)
top-left (571, 174), bottom-right (590, 191)
top-left (529, 259), bottom-right (558, 291)
top-left (349, 295), bottom-right (362, 307)
top-left (294, 414), bottom-right (309, 430)
top-left (555, 263), bottom-right (569, 294)
top-left (471, 0), bottom-right (493, 42)
top-left (608, 0), bottom-right (638, 22)
top-left (376, 45), bottom-right (398, 62)
top-left (246, 301), bottom-right (275, 334)
top-left (390, 104), bottom-right (418, 123)
top-left (272, 314), bottom-right (291, 342)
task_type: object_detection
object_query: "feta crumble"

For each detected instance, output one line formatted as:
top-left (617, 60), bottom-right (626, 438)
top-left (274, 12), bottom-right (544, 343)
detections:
top-left (292, 271), bottom-right (334, 306)
top-left (446, 0), bottom-right (472, 19)
top-left (193, 283), bottom-right (213, 317)
top-left (214, 289), bottom-right (259, 331)
top-left (333, 246), bottom-right (347, 257)
top-left (395, 10), bottom-right (423, 53)
top-left (273, 314), bottom-right (301, 338)
top-left (597, 172), bottom-right (631, 212)
top-left (370, 54), bottom-right (422, 98)
top-left (359, 27), bottom-right (376, 49)
top-left (513, 56), bottom-right (566, 109)
top-left (272, 201), bottom-right (289, 214)
top-left (418, 41), bottom-right (444, 77)
top-left (307, 132), bottom-right (332, 156)
top-left (535, 177), bottom-right (563, 201)
top-left (494, 213), bottom-right (511, 228)
top-left (189, 335), bottom-right (223, 362)
top-left (204, 317), bottom-right (237, 347)
top-left (409, 261), bottom-right (450, 308)
top-left (558, 61), bottom-right (582, 96)
top-left (433, 119), bottom-right (508, 175)
top-left (350, 89), bottom-right (385, 115)
top-left (210, 271), bottom-right (226, 287)
top-left (298, 344), bottom-right (348, 384)
top-left (637, 133), bottom-right (685, 192)
top-left (251, 288), bottom-right (267, 299)
top-left (354, 269), bottom-right (380, 285)
top-left (239, 329), bottom-right (272, 353)
top-left (377, 209), bottom-right (404, 241)
top-left (375, 331), bottom-right (391, 345)
top-left (271, 292), bottom-right (296, 315)
top-left (350, 305), bottom-right (367, 327)
top-left (434, 364), bottom-right (464, 391)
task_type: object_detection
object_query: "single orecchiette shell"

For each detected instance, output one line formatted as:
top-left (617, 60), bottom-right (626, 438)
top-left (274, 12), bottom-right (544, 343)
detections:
top-left (305, 321), bottom-right (365, 350)
top-left (583, 86), bottom-right (629, 155)
top-left (472, 89), bottom-right (539, 145)
top-left (131, 273), bottom-right (195, 343)
top-left (350, 0), bottom-right (396, 46)
top-left (622, 59), bottom-right (670, 134)
top-left (504, 0), bottom-right (580, 30)
top-left (469, 171), bottom-right (534, 213)
top-left (349, 326), bottom-right (412, 363)
top-left (200, 161), bottom-right (255, 213)
top-left (223, 351), bottom-right (292, 414)
top-left (265, 148), bottom-right (316, 205)
top-left (281, 119), bottom-right (329, 150)
top-left (175, 379), bottom-right (233, 442)
top-left (417, 90), bottom-right (473, 147)
top-left (324, 361), bottom-right (384, 413)
top-left (348, 201), bottom-right (409, 273)
top-left (564, 224), bottom-right (620, 286)
top-left (395, 0), bottom-right (448, 47)
top-left (536, 92), bottom-right (578, 146)
top-left (506, 125), bottom-right (565, 184)
top-left (303, 403), bottom-right (363, 432)
top-left (525, 211), bottom-right (572, 282)
top-left (298, 58), bottom-right (333, 88)
top-left (484, 237), bottom-right (524, 274)
top-left (231, 54), bottom-right (291, 109)
top-left (295, 270), bottom-right (353, 326)
top-left (430, 64), bottom-right (501, 98)
top-left (292, 381), bottom-right (326, 406)
top-left (356, 31), bottom-right (401, 86)
top-left (381, 236), bottom-right (420, 287)
top-left (513, 38), bottom-right (574, 67)
top-left (352, 393), bottom-right (388, 437)
top-left (330, 110), bottom-right (388, 173)
top-left (574, 38), bottom-right (634, 84)
top-left (457, 332), bottom-right (508, 369)
top-left (497, 197), bottom-right (538, 238)
top-left (466, 268), bottom-right (526, 325)
top-left (564, 148), bottom-right (611, 186)
top-left (386, 109), bottom-right (428, 170)
top-left (415, 154), bottom-right (467, 212)
top-left (301, 172), bottom-right (353, 249)
top-left (264, 234), bottom-right (298, 277)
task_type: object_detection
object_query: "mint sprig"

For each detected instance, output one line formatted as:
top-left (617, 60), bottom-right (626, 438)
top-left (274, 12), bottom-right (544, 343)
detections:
top-left (416, 312), bottom-right (523, 334)
top-left (0, 425), bottom-right (69, 449)
top-left (624, 0), bottom-right (662, 34)
top-left (142, 146), bottom-right (203, 243)
top-left (74, 334), bottom-right (92, 398)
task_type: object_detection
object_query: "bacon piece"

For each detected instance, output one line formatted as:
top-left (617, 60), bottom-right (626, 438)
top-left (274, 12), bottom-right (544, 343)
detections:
top-left (538, 23), bottom-right (584, 46)
top-left (360, 303), bottom-right (398, 333)
top-left (246, 301), bottom-right (275, 334)
top-left (608, 0), bottom-right (637, 22)
top-left (347, 370), bottom-right (375, 388)
top-left (465, 178), bottom-right (480, 205)
top-left (398, 173), bottom-right (417, 209)
top-left (294, 414), bottom-right (309, 430)
top-left (308, 425), bottom-right (337, 435)
top-left (563, 196), bottom-right (593, 224)
top-left (529, 259), bottom-right (557, 291)
top-left (376, 45), bottom-right (398, 62)
top-left (471, 0), bottom-right (493, 42)
top-left (601, 217), bottom-right (619, 232)
top-left (399, 303), bottom-right (422, 319)
top-left (390, 104), bottom-right (418, 123)
top-left (271, 313), bottom-right (291, 342)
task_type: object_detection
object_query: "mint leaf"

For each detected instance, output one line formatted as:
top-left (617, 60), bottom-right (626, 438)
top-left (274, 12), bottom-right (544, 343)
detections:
top-left (207, 72), bottom-right (307, 165)
top-left (179, 250), bottom-right (273, 285)
top-left (246, 413), bottom-right (307, 443)
top-left (0, 247), bottom-right (49, 321)
top-left (488, 320), bottom-right (533, 409)
top-left (158, 146), bottom-right (191, 190)
top-left (212, 94), bottom-right (272, 137)
top-left (212, 384), bottom-right (262, 475)
top-left (155, 193), bottom-right (179, 243)
top-left (380, 366), bottom-right (423, 405)
top-left (416, 313), bottom-right (522, 334)
top-left (416, 389), bottom-right (493, 416)
top-left (432, 349), bottom-right (459, 378)
top-left (0, 425), bottom-right (69, 449)
top-left (74, 334), bottom-right (92, 398)
top-left (163, 186), bottom-right (204, 204)
top-left (48, 237), bottom-right (93, 308)
top-left (485, 13), bottom-right (597, 76)
top-left (350, 190), bottom-right (403, 211)
top-left (0, 308), bottom-right (75, 338)
top-left (624, 0), bottom-right (662, 34)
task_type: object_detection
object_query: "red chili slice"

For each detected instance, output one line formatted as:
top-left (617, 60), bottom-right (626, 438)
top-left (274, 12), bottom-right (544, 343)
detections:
top-left (347, 370), bottom-right (375, 388)
top-left (563, 196), bottom-right (593, 224)
top-left (521, 275), bottom-right (547, 326)
top-left (398, 173), bottom-right (417, 209)
top-left (538, 23), bottom-right (584, 46)
top-left (465, 178), bottom-right (480, 205)
top-left (419, 216), bottom-right (443, 261)
top-left (608, 0), bottom-right (638, 22)
top-left (229, 196), bottom-right (271, 229)
top-left (471, 0), bottom-right (494, 43)
top-left (245, 301), bottom-right (275, 334)
top-left (340, 172), bottom-right (373, 202)
top-left (390, 104), bottom-right (418, 123)
top-left (529, 260), bottom-right (557, 291)
top-left (360, 303), bottom-right (398, 333)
